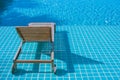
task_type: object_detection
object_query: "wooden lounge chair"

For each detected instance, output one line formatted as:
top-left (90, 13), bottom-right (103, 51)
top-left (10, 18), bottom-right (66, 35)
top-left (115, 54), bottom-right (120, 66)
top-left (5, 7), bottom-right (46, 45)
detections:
top-left (12, 23), bottom-right (56, 74)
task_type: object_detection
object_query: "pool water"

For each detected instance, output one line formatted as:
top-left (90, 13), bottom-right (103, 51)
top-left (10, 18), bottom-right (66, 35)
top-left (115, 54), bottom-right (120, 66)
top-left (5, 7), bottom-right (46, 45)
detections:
top-left (0, 0), bottom-right (120, 26)
top-left (0, 0), bottom-right (120, 80)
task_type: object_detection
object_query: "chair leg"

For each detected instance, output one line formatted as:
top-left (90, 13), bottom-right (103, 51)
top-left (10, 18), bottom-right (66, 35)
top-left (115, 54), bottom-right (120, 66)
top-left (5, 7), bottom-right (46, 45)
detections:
top-left (50, 42), bottom-right (56, 74)
top-left (12, 41), bottom-right (23, 74)
top-left (51, 61), bottom-right (56, 74)
top-left (12, 63), bottom-right (17, 74)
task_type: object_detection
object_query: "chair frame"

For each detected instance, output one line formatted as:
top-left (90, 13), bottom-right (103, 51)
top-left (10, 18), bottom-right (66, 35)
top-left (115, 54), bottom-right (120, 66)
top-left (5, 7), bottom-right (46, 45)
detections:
top-left (12, 23), bottom-right (56, 74)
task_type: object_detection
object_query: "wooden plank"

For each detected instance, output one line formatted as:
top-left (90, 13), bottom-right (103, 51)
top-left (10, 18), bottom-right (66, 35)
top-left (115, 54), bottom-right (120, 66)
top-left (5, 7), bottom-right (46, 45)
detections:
top-left (24, 36), bottom-right (50, 41)
top-left (17, 27), bottom-right (51, 34)
top-left (23, 33), bottom-right (50, 37)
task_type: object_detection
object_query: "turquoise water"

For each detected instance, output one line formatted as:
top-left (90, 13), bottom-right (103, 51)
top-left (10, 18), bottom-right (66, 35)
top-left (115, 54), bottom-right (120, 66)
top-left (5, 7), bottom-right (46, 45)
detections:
top-left (0, 0), bottom-right (120, 26)
top-left (0, 0), bottom-right (120, 80)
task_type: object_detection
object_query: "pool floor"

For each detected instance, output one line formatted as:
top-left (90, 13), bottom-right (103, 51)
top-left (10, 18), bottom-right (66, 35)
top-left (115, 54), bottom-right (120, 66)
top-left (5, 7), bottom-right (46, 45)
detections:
top-left (0, 26), bottom-right (120, 80)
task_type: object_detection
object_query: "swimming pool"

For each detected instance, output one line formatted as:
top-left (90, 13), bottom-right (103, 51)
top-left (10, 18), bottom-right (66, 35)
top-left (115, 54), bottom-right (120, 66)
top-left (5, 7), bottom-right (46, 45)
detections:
top-left (0, 0), bottom-right (120, 80)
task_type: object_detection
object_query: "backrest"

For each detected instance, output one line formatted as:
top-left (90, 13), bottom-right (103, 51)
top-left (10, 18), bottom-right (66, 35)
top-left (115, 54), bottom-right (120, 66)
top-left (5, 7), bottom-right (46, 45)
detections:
top-left (28, 23), bottom-right (55, 42)
top-left (16, 27), bottom-right (52, 42)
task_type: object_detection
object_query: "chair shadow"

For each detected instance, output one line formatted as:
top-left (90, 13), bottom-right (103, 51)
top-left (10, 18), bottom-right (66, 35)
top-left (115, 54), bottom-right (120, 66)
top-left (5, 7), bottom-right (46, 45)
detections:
top-left (32, 31), bottom-right (103, 75)
top-left (54, 31), bottom-right (104, 76)
top-left (32, 42), bottom-right (43, 72)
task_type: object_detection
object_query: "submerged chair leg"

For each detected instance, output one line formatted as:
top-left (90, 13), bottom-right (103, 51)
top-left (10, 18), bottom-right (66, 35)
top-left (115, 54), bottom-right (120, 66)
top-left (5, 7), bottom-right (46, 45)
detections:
top-left (51, 62), bottom-right (56, 74)
top-left (51, 53), bottom-right (56, 74)
top-left (50, 42), bottom-right (56, 74)
top-left (12, 63), bottom-right (17, 74)
top-left (12, 41), bottom-right (23, 74)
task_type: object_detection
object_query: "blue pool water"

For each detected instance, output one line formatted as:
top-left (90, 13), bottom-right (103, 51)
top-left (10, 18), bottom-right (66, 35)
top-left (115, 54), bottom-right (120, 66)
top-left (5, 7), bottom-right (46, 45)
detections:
top-left (0, 0), bottom-right (120, 80)
top-left (0, 0), bottom-right (120, 26)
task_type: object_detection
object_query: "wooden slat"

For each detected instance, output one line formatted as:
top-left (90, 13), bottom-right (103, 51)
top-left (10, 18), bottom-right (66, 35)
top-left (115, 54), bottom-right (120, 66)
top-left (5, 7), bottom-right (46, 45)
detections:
top-left (17, 27), bottom-right (50, 34)
top-left (24, 36), bottom-right (50, 41)
top-left (23, 33), bottom-right (50, 37)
